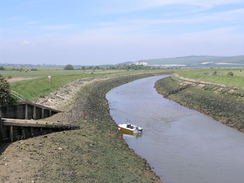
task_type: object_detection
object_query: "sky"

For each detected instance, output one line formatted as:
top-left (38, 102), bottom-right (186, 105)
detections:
top-left (0, 0), bottom-right (244, 65)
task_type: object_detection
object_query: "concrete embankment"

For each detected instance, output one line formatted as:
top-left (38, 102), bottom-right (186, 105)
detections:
top-left (0, 72), bottom-right (165, 183)
top-left (155, 76), bottom-right (244, 132)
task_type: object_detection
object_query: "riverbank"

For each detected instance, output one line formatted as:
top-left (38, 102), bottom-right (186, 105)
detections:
top-left (0, 72), bottom-right (166, 183)
top-left (155, 76), bottom-right (244, 132)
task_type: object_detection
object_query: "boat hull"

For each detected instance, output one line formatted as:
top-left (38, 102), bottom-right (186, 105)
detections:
top-left (118, 127), bottom-right (134, 135)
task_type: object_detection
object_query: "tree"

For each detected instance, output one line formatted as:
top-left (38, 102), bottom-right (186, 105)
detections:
top-left (0, 74), bottom-right (14, 105)
top-left (64, 64), bottom-right (74, 70)
top-left (0, 66), bottom-right (5, 70)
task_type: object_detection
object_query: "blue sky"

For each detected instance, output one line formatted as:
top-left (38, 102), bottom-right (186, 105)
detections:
top-left (0, 0), bottom-right (244, 65)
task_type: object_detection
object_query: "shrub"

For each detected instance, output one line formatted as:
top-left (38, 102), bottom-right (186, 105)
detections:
top-left (227, 72), bottom-right (234, 77)
top-left (64, 64), bottom-right (74, 70)
top-left (0, 66), bottom-right (5, 70)
top-left (0, 74), bottom-right (14, 105)
top-left (31, 68), bottom-right (38, 71)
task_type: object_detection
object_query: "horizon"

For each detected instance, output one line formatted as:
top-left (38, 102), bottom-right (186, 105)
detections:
top-left (0, 54), bottom-right (243, 66)
top-left (1, 0), bottom-right (244, 65)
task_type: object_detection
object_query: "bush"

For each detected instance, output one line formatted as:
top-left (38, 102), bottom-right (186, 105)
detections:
top-left (64, 64), bottom-right (74, 70)
top-left (30, 68), bottom-right (38, 71)
top-left (0, 74), bottom-right (14, 105)
top-left (0, 66), bottom-right (5, 70)
top-left (227, 72), bottom-right (234, 77)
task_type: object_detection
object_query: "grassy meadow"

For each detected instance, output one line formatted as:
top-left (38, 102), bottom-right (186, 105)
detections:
top-left (0, 68), bottom-right (123, 101)
top-left (0, 67), bottom-right (123, 78)
top-left (177, 68), bottom-right (244, 88)
top-left (0, 67), bottom-right (163, 101)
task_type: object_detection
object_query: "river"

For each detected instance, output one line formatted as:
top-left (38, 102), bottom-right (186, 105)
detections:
top-left (106, 75), bottom-right (244, 183)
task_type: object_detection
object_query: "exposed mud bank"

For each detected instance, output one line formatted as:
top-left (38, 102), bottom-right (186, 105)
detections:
top-left (155, 77), bottom-right (244, 132)
top-left (0, 72), bottom-right (165, 183)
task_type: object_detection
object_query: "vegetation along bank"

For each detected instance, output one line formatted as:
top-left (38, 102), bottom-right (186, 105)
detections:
top-left (155, 69), bottom-right (244, 132)
top-left (0, 72), bottom-right (171, 183)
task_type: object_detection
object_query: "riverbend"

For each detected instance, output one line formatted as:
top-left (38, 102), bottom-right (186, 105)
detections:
top-left (107, 75), bottom-right (244, 183)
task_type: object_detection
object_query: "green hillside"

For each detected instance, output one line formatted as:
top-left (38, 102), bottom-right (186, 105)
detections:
top-left (136, 55), bottom-right (244, 67)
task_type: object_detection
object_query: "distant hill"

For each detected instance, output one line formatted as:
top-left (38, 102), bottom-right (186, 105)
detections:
top-left (129, 55), bottom-right (244, 67)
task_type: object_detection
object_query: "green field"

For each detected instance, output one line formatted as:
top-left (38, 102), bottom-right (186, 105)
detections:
top-left (0, 67), bottom-right (122, 78)
top-left (177, 68), bottom-right (244, 88)
top-left (0, 68), bottom-right (162, 101)
top-left (0, 68), bottom-right (122, 101)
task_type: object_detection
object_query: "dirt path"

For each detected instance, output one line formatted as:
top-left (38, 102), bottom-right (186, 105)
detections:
top-left (174, 74), bottom-right (227, 87)
top-left (7, 77), bottom-right (35, 83)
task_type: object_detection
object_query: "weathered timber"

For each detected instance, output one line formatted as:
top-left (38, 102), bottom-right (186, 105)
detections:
top-left (0, 118), bottom-right (79, 143)
top-left (1, 118), bottom-right (78, 129)
top-left (0, 101), bottom-right (60, 120)
top-left (0, 102), bottom-right (78, 145)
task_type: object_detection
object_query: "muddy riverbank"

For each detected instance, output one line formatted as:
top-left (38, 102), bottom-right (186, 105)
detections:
top-left (155, 76), bottom-right (244, 132)
top-left (0, 72), bottom-right (165, 183)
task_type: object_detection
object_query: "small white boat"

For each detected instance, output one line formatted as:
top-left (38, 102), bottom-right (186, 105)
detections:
top-left (118, 123), bottom-right (143, 135)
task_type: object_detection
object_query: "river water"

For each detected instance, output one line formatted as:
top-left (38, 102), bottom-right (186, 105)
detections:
top-left (106, 75), bottom-right (244, 183)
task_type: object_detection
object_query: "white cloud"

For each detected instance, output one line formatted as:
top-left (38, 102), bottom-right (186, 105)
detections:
top-left (97, 8), bottom-right (244, 30)
top-left (1, 26), bottom-right (243, 65)
top-left (98, 0), bottom-right (244, 13)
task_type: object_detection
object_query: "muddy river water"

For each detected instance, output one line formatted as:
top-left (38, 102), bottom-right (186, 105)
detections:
top-left (106, 75), bottom-right (244, 183)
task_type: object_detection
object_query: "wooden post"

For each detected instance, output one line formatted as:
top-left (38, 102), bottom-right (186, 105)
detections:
top-left (33, 106), bottom-right (36, 119)
top-left (0, 117), bottom-right (4, 144)
top-left (25, 104), bottom-right (28, 119)
top-left (30, 127), bottom-right (34, 136)
top-left (10, 126), bottom-right (14, 142)
top-left (49, 110), bottom-right (52, 117)
top-left (41, 108), bottom-right (44, 119)
top-left (21, 127), bottom-right (26, 139)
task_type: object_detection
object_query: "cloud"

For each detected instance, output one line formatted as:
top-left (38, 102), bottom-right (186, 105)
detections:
top-left (97, 8), bottom-right (244, 30)
top-left (41, 24), bottom-right (74, 31)
top-left (143, 0), bottom-right (244, 8)
top-left (98, 0), bottom-right (244, 14)
top-left (1, 26), bottom-right (243, 65)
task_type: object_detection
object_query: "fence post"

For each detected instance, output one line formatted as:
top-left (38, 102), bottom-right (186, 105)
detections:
top-left (25, 104), bottom-right (28, 119)
top-left (10, 126), bottom-right (14, 142)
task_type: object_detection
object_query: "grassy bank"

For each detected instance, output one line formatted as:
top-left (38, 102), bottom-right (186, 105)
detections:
top-left (0, 72), bottom-right (165, 183)
top-left (8, 69), bottom-right (162, 101)
top-left (155, 76), bottom-right (244, 132)
top-left (10, 72), bottom-right (106, 101)
top-left (177, 68), bottom-right (244, 88)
